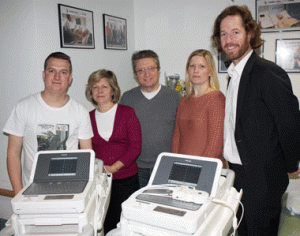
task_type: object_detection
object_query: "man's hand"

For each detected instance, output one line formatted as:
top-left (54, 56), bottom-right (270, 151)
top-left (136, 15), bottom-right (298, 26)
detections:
top-left (288, 167), bottom-right (300, 176)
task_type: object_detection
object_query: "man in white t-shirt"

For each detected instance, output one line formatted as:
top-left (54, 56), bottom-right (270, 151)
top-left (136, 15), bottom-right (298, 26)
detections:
top-left (3, 52), bottom-right (93, 195)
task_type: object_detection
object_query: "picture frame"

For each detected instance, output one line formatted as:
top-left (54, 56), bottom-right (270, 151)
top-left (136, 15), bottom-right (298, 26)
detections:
top-left (255, 42), bottom-right (265, 59)
top-left (103, 14), bottom-right (127, 50)
top-left (256, 0), bottom-right (300, 33)
top-left (58, 4), bottom-right (95, 49)
top-left (218, 52), bottom-right (232, 73)
top-left (275, 38), bottom-right (300, 73)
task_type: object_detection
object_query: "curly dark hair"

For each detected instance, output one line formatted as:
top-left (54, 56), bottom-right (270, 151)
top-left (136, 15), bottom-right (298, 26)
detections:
top-left (212, 5), bottom-right (263, 53)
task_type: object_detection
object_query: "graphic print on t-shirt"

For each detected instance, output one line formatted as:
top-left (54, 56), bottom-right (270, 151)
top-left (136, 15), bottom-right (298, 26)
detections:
top-left (37, 124), bottom-right (69, 151)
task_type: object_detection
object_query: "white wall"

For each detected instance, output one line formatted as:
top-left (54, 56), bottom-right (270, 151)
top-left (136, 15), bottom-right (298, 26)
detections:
top-left (133, 0), bottom-right (300, 100)
top-left (0, 0), bottom-right (136, 219)
top-left (133, 0), bottom-right (242, 93)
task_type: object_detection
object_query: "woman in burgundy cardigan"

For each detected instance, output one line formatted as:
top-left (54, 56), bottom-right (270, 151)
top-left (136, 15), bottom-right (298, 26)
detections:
top-left (85, 69), bottom-right (141, 234)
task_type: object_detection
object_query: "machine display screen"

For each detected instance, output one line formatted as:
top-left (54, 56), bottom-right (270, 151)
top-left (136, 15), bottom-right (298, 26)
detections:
top-left (168, 162), bottom-right (202, 187)
top-left (48, 157), bottom-right (77, 177)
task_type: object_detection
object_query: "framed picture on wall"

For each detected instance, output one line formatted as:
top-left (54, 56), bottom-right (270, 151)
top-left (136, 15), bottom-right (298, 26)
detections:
top-left (58, 4), bottom-right (95, 49)
top-left (218, 52), bottom-right (232, 73)
top-left (103, 14), bottom-right (127, 50)
top-left (256, 0), bottom-right (300, 33)
top-left (255, 41), bottom-right (265, 58)
top-left (275, 38), bottom-right (300, 73)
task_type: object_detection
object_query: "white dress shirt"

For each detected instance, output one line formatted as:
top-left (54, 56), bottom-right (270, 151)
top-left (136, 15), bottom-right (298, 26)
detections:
top-left (223, 50), bottom-right (253, 165)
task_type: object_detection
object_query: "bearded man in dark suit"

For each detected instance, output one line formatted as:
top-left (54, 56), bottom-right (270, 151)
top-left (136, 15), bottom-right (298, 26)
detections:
top-left (212, 5), bottom-right (300, 236)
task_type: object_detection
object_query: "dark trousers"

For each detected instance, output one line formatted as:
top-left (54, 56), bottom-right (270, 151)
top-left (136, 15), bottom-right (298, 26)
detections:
top-left (138, 167), bottom-right (153, 189)
top-left (104, 173), bottom-right (139, 234)
top-left (229, 163), bottom-right (281, 236)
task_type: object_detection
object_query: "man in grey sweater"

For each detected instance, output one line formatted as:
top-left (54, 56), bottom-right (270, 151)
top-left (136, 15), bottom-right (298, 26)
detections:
top-left (120, 50), bottom-right (181, 188)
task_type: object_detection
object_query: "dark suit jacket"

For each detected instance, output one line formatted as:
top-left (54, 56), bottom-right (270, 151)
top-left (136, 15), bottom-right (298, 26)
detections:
top-left (233, 52), bottom-right (300, 208)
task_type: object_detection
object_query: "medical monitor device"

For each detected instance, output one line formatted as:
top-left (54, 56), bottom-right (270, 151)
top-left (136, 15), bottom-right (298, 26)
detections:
top-left (121, 152), bottom-right (223, 234)
top-left (11, 149), bottom-right (96, 214)
top-left (149, 153), bottom-right (221, 197)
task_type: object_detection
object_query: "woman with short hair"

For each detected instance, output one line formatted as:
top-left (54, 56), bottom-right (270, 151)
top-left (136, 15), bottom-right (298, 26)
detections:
top-left (86, 69), bottom-right (141, 234)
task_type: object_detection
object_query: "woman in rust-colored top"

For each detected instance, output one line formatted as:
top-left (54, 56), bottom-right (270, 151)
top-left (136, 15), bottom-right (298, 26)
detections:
top-left (172, 49), bottom-right (226, 168)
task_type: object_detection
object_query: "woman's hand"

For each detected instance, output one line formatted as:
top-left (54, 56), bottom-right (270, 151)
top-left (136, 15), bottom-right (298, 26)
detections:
top-left (104, 164), bottom-right (119, 174)
top-left (104, 161), bottom-right (124, 174)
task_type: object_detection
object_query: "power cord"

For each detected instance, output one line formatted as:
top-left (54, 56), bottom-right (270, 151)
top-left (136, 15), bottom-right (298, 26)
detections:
top-left (208, 195), bottom-right (244, 236)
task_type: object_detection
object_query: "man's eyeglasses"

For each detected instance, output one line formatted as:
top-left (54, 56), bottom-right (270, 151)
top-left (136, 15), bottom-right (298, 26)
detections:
top-left (136, 66), bottom-right (158, 75)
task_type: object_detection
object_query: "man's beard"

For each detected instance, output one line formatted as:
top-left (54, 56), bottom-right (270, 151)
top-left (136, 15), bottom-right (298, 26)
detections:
top-left (223, 40), bottom-right (251, 63)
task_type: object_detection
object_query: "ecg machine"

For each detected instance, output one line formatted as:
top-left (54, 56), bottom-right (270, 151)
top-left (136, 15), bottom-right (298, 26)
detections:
top-left (12, 150), bottom-right (95, 214)
top-left (5, 150), bottom-right (112, 236)
top-left (114, 152), bottom-right (243, 236)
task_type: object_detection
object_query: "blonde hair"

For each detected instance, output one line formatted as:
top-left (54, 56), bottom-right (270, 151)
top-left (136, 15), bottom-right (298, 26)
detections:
top-left (85, 69), bottom-right (121, 106)
top-left (185, 49), bottom-right (219, 99)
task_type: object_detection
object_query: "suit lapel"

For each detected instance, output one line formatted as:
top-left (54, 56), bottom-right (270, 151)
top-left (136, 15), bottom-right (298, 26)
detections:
top-left (236, 52), bottom-right (257, 124)
top-left (227, 76), bottom-right (231, 89)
